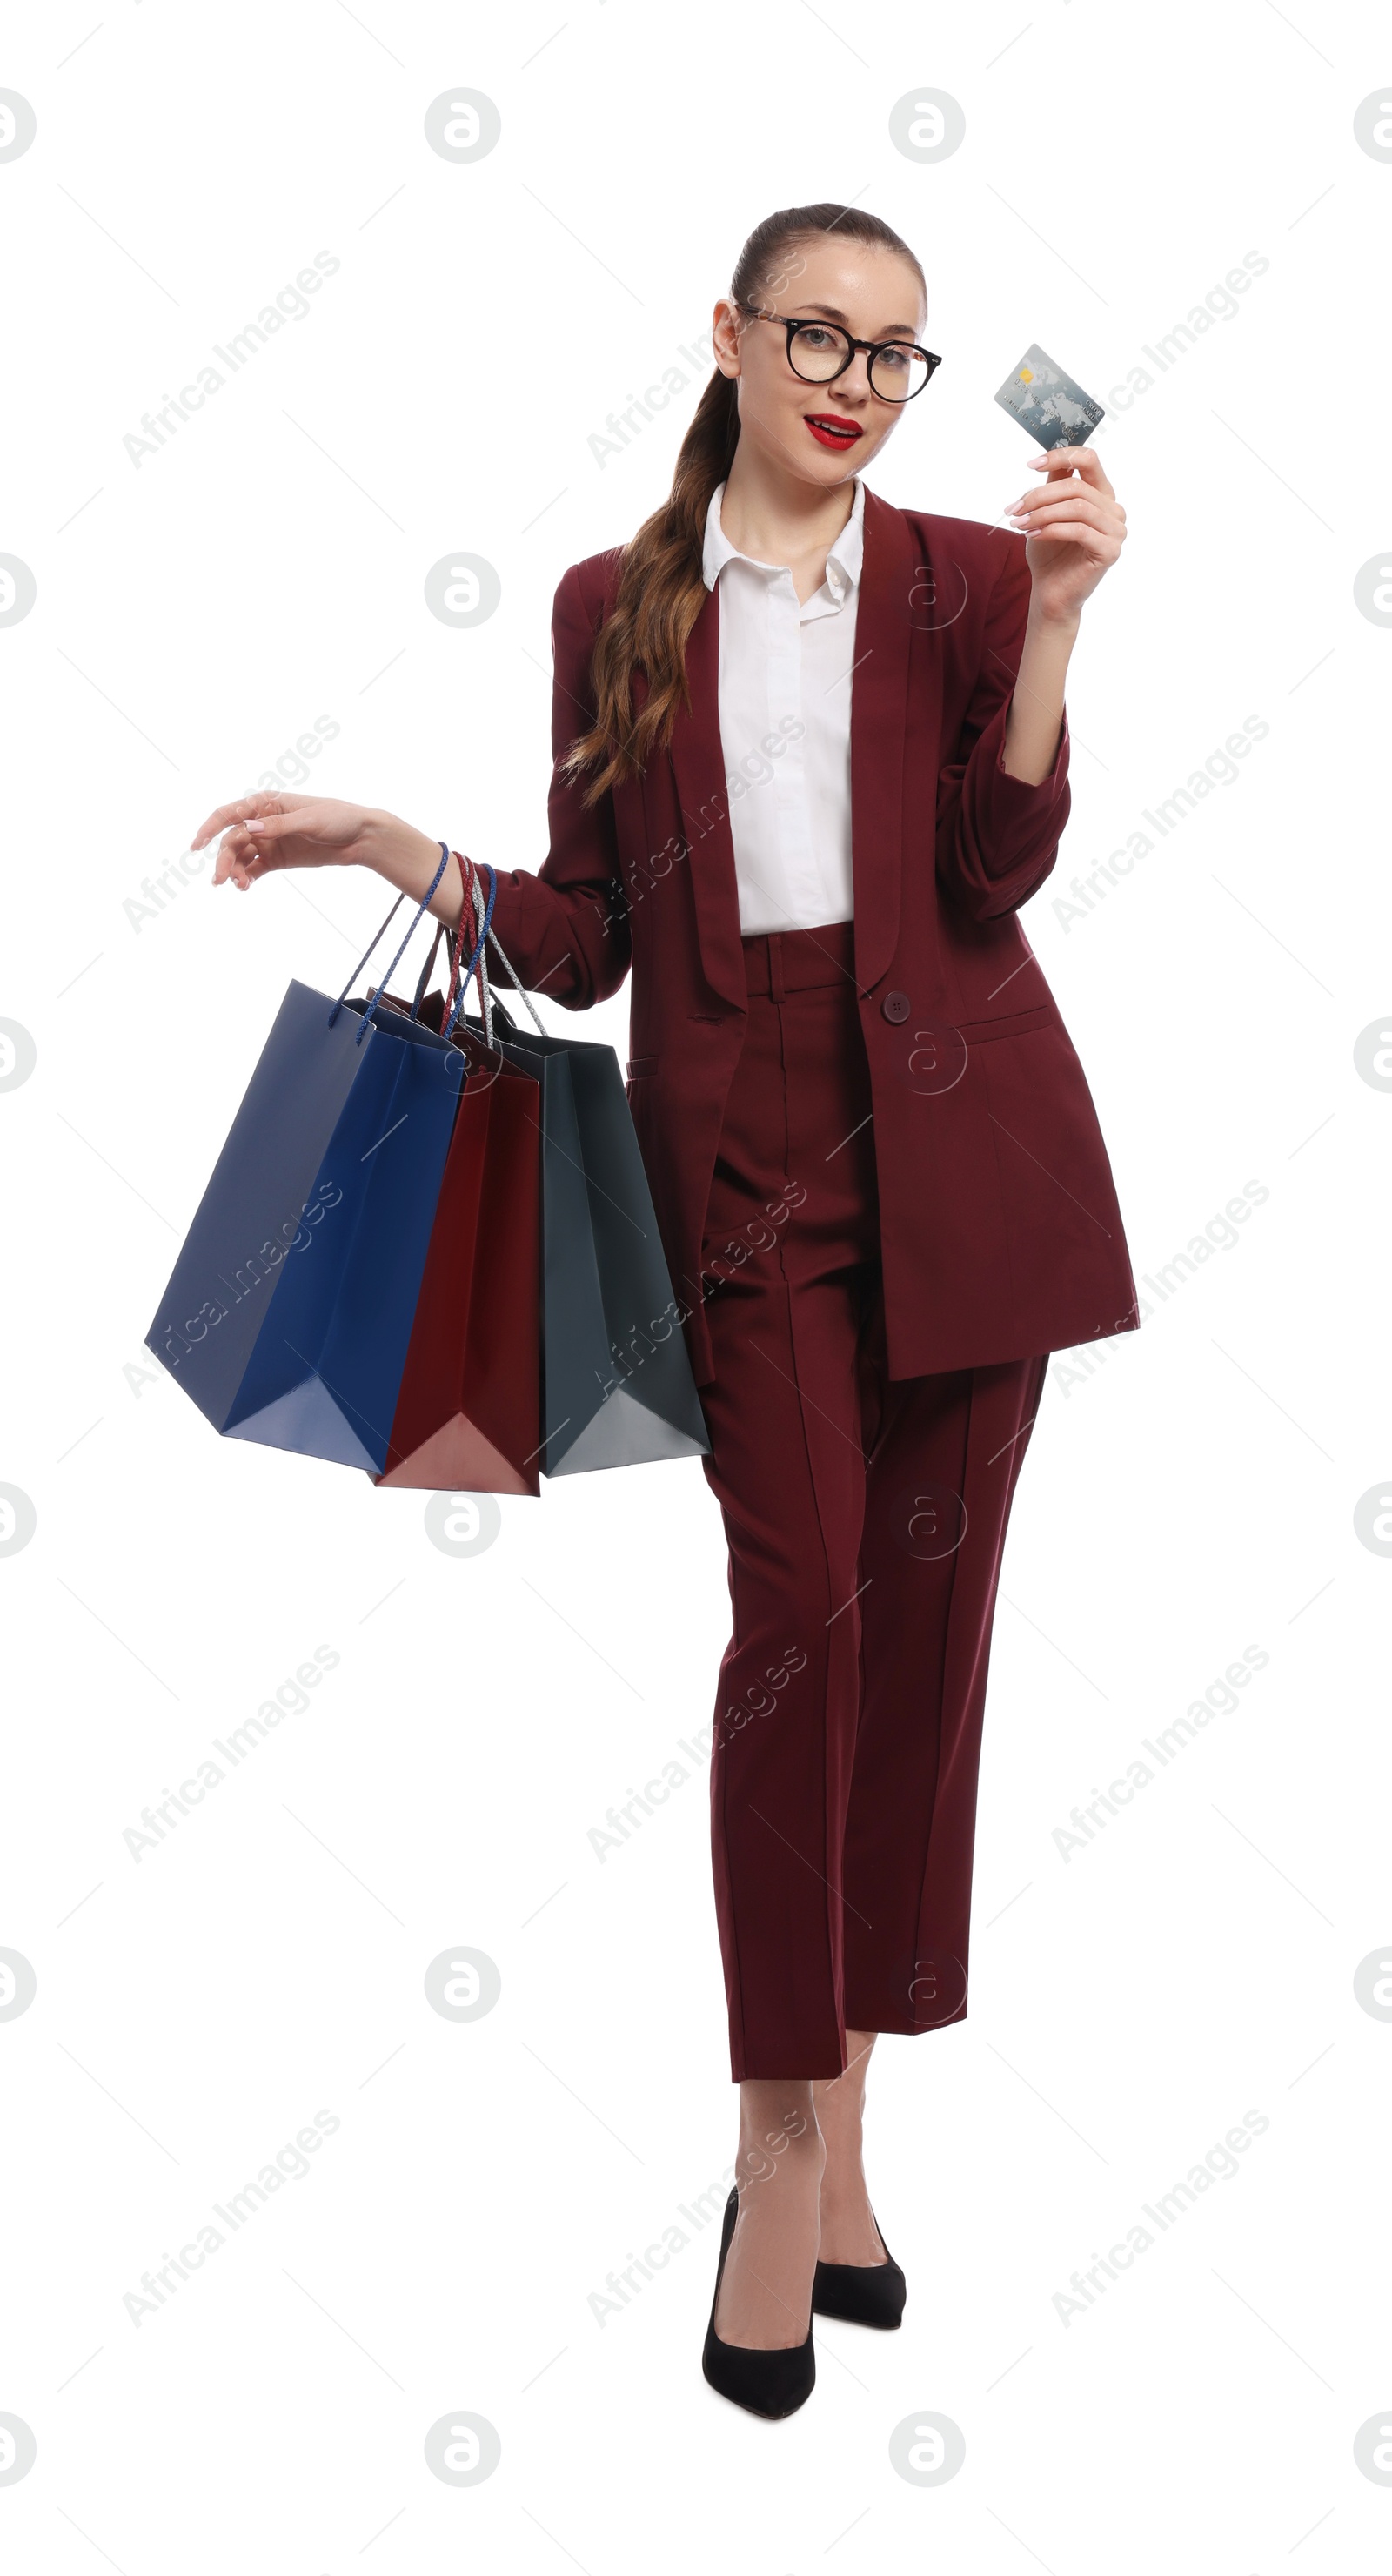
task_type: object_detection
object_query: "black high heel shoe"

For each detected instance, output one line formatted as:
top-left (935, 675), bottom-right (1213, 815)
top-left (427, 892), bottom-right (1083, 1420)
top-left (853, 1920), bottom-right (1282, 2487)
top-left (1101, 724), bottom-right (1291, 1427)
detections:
top-left (701, 2187), bottom-right (816, 2418)
top-left (811, 2211), bottom-right (907, 2330)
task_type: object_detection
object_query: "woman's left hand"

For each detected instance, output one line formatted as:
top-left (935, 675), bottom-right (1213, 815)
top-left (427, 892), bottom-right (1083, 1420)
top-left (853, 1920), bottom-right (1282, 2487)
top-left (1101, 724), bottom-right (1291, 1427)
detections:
top-left (1003, 445), bottom-right (1126, 625)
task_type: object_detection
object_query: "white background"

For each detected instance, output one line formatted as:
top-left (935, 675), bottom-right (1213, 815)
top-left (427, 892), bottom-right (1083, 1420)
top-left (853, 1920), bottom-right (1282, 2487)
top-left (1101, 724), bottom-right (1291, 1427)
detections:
top-left (3, 2), bottom-right (1390, 2568)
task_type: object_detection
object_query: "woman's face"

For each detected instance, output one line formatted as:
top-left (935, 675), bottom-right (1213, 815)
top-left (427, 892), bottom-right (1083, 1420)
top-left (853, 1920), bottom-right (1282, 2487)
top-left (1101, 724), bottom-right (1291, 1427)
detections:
top-left (713, 236), bottom-right (928, 490)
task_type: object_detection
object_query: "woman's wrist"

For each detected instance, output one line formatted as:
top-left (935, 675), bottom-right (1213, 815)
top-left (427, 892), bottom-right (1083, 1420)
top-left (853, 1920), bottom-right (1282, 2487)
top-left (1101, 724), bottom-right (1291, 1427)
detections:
top-left (358, 808), bottom-right (468, 924)
top-left (1024, 600), bottom-right (1081, 645)
top-left (1001, 609), bottom-right (1076, 783)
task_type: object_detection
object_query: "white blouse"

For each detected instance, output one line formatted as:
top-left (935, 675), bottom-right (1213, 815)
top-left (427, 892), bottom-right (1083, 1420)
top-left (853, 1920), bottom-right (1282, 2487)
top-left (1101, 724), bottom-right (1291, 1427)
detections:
top-left (700, 476), bottom-right (864, 936)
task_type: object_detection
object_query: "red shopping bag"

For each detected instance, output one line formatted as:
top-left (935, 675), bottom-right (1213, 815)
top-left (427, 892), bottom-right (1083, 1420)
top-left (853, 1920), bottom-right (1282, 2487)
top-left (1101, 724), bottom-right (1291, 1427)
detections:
top-left (373, 1018), bottom-right (542, 1495)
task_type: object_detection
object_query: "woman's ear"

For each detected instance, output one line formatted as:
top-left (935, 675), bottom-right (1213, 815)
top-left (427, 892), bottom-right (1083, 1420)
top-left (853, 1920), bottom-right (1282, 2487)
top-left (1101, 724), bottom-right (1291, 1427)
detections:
top-left (712, 296), bottom-right (743, 380)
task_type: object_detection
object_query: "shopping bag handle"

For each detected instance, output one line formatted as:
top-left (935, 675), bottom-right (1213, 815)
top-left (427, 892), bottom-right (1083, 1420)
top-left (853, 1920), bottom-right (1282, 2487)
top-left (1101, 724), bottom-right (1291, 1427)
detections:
top-left (328, 842), bottom-right (452, 1045)
top-left (410, 922), bottom-right (446, 1019)
top-left (485, 918), bottom-right (546, 1036)
top-left (392, 858), bottom-right (496, 1030)
top-left (441, 862), bottom-right (547, 1045)
top-left (443, 863), bottom-right (498, 1040)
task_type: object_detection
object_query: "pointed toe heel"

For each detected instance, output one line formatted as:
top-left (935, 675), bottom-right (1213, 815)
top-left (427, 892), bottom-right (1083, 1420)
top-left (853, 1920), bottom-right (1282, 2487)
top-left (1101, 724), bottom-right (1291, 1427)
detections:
top-left (701, 2188), bottom-right (816, 2418)
top-left (811, 2212), bottom-right (907, 2330)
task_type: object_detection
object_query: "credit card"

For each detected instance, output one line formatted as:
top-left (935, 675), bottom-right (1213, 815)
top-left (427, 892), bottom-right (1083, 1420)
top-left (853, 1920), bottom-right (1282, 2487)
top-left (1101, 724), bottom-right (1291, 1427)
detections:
top-left (994, 344), bottom-right (1105, 448)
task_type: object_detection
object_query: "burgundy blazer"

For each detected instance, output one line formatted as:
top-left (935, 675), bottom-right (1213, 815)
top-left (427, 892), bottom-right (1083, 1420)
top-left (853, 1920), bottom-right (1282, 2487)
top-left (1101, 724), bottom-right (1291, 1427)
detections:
top-left (485, 485), bottom-right (1140, 1390)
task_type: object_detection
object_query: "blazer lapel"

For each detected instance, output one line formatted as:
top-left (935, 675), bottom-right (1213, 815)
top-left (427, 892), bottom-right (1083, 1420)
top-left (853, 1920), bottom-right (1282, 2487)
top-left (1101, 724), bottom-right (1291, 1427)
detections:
top-left (850, 486), bottom-right (914, 995)
top-left (666, 580), bottom-right (749, 1012)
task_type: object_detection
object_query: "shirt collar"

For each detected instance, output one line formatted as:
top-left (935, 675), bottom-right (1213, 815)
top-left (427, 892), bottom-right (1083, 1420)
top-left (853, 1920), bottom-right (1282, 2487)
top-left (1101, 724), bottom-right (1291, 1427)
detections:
top-left (701, 476), bottom-right (865, 602)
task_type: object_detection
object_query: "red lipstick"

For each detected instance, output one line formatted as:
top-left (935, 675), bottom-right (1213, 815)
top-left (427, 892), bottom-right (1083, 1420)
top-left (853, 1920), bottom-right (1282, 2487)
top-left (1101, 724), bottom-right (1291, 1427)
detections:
top-left (805, 413), bottom-right (863, 448)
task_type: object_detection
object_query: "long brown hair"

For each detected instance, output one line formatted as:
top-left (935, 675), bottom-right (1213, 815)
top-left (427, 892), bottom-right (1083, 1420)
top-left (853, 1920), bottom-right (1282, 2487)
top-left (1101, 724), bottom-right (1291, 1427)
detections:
top-left (565, 201), bottom-right (927, 806)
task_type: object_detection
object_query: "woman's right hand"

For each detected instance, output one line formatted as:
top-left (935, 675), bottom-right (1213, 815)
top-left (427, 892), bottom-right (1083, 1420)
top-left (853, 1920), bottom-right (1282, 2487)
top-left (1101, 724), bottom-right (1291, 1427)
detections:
top-left (192, 790), bottom-right (382, 891)
top-left (193, 792), bottom-right (467, 927)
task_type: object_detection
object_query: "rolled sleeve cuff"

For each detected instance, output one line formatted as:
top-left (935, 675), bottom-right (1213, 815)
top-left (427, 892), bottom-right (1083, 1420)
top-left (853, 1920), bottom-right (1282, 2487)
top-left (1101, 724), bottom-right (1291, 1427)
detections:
top-left (945, 696), bottom-right (1072, 917)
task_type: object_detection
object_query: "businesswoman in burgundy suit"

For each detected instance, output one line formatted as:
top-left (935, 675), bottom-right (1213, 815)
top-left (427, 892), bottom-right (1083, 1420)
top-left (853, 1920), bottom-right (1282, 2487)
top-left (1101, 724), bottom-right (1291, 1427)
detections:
top-left (196, 202), bottom-right (1136, 2418)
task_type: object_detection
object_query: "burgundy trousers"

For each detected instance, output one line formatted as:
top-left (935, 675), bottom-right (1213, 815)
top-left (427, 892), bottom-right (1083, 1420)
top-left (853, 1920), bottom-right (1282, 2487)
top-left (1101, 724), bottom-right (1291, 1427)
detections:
top-left (697, 922), bottom-right (1048, 2082)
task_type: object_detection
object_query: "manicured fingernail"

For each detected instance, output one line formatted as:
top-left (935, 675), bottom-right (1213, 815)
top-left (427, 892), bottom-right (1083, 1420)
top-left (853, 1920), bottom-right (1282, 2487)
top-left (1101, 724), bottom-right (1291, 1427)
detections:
top-left (246, 819), bottom-right (264, 832)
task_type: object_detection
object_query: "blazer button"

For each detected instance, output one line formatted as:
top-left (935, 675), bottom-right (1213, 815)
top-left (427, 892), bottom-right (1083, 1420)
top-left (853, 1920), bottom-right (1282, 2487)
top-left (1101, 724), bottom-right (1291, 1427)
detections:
top-left (882, 989), bottom-right (911, 1023)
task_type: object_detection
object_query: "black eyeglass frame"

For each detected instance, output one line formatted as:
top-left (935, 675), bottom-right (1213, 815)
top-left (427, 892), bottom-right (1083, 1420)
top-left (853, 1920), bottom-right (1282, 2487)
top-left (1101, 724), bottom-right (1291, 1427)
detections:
top-left (737, 304), bottom-right (943, 404)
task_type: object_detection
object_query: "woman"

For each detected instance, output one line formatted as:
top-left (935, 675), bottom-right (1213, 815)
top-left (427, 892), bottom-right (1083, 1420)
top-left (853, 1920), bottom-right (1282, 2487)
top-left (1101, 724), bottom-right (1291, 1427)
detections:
top-left (193, 202), bottom-right (1136, 2419)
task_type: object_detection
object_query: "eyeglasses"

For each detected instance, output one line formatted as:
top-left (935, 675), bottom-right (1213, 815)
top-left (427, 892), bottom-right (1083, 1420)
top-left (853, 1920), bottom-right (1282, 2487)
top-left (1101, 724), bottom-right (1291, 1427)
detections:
top-left (738, 305), bottom-right (942, 405)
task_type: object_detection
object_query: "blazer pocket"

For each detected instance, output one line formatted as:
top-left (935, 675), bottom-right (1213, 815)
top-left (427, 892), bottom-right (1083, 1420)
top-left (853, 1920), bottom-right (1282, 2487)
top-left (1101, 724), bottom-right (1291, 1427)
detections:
top-left (626, 1056), bottom-right (658, 1079)
top-left (955, 1003), bottom-right (1055, 1046)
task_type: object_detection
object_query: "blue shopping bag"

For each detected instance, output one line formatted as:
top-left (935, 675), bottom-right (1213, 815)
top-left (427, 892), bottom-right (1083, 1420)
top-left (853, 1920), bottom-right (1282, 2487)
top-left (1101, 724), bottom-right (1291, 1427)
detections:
top-left (147, 855), bottom-right (473, 1472)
